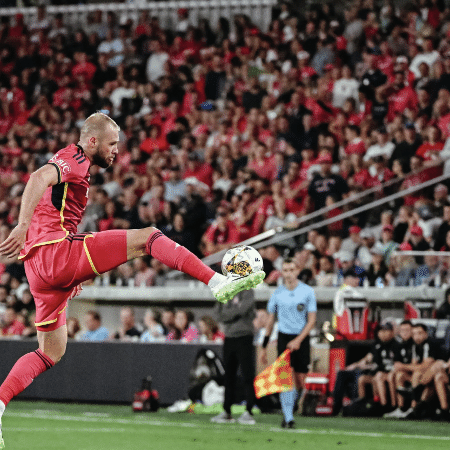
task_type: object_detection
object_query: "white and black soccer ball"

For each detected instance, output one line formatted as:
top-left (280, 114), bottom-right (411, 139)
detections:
top-left (221, 245), bottom-right (263, 277)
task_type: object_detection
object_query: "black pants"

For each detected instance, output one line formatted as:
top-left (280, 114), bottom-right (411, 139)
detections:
top-left (223, 335), bottom-right (255, 414)
top-left (332, 369), bottom-right (361, 415)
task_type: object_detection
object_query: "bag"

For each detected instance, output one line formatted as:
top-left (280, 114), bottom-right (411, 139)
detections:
top-left (132, 376), bottom-right (160, 412)
top-left (188, 348), bottom-right (225, 402)
top-left (342, 398), bottom-right (383, 417)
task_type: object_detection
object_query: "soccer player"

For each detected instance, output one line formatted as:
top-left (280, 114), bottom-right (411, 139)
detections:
top-left (259, 257), bottom-right (317, 428)
top-left (0, 112), bottom-right (265, 448)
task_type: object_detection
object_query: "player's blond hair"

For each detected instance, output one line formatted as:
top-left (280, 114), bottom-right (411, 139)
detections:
top-left (80, 112), bottom-right (120, 141)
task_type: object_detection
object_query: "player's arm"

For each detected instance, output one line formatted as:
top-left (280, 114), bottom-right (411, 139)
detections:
top-left (260, 312), bottom-right (276, 365)
top-left (287, 311), bottom-right (317, 351)
top-left (347, 352), bottom-right (374, 371)
top-left (0, 164), bottom-right (59, 258)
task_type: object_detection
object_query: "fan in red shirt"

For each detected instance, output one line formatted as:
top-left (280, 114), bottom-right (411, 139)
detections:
top-left (386, 70), bottom-right (418, 121)
top-left (344, 125), bottom-right (366, 156)
top-left (0, 113), bottom-right (264, 447)
top-left (416, 124), bottom-right (445, 162)
top-left (247, 142), bottom-right (278, 182)
top-left (202, 206), bottom-right (239, 255)
top-left (1, 308), bottom-right (25, 337)
top-left (182, 152), bottom-right (214, 188)
top-left (140, 124), bottom-right (169, 154)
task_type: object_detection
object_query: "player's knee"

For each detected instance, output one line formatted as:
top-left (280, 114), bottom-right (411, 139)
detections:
top-left (435, 372), bottom-right (448, 384)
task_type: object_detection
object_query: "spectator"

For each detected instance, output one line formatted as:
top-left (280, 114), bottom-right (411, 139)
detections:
top-left (198, 315), bottom-right (224, 343)
top-left (434, 203), bottom-right (450, 250)
top-left (315, 255), bottom-right (335, 287)
top-left (436, 287), bottom-right (450, 319)
top-left (308, 153), bottom-right (349, 211)
top-left (409, 37), bottom-right (440, 79)
top-left (332, 65), bottom-right (359, 109)
top-left (205, 55), bottom-right (226, 101)
top-left (67, 317), bottom-right (81, 340)
top-left (133, 256), bottom-right (156, 287)
top-left (166, 309), bottom-right (199, 342)
top-left (164, 166), bottom-right (187, 203)
top-left (391, 242), bottom-right (414, 286)
top-left (80, 310), bottom-right (109, 342)
top-left (202, 206), bottom-right (239, 255)
top-left (145, 39), bottom-right (169, 82)
top-left (389, 123), bottom-right (422, 172)
top-left (140, 308), bottom-right (165, 342)
top-left (366, 243), bottom-right (389, 287)
top-left (161, 307), bottom-right (176, 336)
top-left (364, 126), bottom-right (395, 163)
top-left (336, 252), bottom-right (366, 287)
top-left (113, 307), bottom-right (143, 341)
top-left (340, 225), bottom-right (362, 256)
top-left (406, 225), bottom-right (430, 264)
top-left (379, 224), bottom-right (398, 266)
top-left (0, 307), bottom-right (25, 337)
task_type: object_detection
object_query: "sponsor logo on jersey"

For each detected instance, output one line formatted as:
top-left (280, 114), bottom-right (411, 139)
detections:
top-left (50, 155), bottom-right (72, 175)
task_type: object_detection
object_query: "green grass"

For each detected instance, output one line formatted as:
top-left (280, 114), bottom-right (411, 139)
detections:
top-left (2, 401), bottom-right (450, 450)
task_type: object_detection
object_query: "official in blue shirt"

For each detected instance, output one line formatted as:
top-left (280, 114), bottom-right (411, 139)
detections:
top-left (80, 310), bottom-right (110, 342)
top-left (260, 257), bottom-right (317, 428)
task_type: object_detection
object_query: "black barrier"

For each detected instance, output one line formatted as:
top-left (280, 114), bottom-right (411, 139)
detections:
top-left (0, 340), bottom-right (223, 405)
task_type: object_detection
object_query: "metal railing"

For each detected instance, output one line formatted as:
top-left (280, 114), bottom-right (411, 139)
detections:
top-left (200, 165), bottom-right (450, 266)
top-left (0, 0), bottom-right (277, 32)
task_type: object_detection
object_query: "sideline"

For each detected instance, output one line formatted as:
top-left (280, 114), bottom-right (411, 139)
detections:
top-left (4, 410), bottom-right (450, 442)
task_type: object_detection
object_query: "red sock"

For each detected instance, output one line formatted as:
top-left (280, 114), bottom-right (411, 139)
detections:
top-left (0, 350), bottom-right (54, 406)
top-left (146, 230), bottom-right (216, 285)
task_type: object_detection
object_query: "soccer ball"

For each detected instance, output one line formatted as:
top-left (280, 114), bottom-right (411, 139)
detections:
top-left (221, 246), bottom-right (263, 277)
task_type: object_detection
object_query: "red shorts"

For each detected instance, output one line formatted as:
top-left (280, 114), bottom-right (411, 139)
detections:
top-left (24, 230), bottom-right (127, 331)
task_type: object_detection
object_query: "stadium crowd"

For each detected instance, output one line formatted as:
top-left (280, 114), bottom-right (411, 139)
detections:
top-left (3, 0), bottom-right (450, 333)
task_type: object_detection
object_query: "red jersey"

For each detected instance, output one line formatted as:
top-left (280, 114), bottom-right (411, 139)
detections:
top-left (19, 144), bottom-right (90, 260)
top-left (1, 319), bottom-right (25, 336)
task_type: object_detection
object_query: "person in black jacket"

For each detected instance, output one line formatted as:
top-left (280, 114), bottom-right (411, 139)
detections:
top-left (307, 153), bottom-right (348, 211)
top-left (384, 320), bottom-right (413, 418)
top-left (436, 287), bottom-right (450, 319)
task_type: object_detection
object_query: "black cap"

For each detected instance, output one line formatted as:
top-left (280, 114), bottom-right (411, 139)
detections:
top-left (380, 322), bottom-right (394, 331)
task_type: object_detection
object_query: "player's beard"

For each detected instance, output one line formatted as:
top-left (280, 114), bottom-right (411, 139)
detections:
top-left (92, 151), bottom-right (110, 168)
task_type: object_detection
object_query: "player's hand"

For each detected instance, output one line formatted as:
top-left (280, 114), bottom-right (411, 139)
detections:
top-left (287, 337), bottom-right (302, 352)
top-left (0, 223), bottom-right (28, 259)
top-left (260, 348), bottom-right (268, 366)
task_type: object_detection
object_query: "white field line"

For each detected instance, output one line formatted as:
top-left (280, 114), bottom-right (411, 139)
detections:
top-left (4, 411), bottom-right (450, 442)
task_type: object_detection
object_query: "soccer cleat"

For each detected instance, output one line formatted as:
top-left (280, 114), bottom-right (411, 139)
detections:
top-left (281, 419), bottom-right (295, 429)
top-left (210, 411), bottom-right (235, 423)
top-left (237, 411), bottom-right (256, 425)
top-left (211, 271), bottom-right (266, 304)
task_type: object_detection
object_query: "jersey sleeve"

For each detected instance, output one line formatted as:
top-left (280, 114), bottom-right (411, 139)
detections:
top-left (307, 288), bottom-right (317, 313)
top-left (267, 292), bottom-right (277, 314)
top-left (48, 146), bottom-right (89, 184)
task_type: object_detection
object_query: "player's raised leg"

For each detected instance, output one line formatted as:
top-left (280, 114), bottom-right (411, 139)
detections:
top-left (126, 227), bottom-right (265, 303)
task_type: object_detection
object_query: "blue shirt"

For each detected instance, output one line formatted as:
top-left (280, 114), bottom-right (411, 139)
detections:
top-left (80, 326), bottom-right (110, 342)
top-left (267, 282), bottom-right (317, 335)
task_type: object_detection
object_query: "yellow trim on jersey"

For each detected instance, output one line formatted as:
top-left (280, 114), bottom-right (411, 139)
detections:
top-left (18, 234), bottom-right (68, 260)
top-left (34, 299), bottom-right (67, 327)
top-left (60, 182), bottom-right (68, 232)
top-left (83, 234), bottom-right (100, 276)
top-left (19, 182), bottom-right (70, 260)
top-left (35, 317), bottom-right (58, 326)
